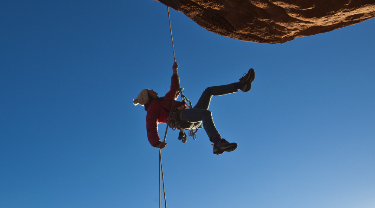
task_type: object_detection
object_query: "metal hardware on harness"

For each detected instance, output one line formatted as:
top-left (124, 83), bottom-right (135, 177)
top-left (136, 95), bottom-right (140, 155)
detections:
top-left (167, 109), bottom-right (182, 130)
top-left (178, 130), bottom-right (187, 143)
top-left (188, 129), bottom-right (198, 140)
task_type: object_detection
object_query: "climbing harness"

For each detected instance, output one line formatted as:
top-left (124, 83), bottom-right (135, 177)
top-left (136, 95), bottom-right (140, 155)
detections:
top-left (163, 88), bottom-right (201, 139)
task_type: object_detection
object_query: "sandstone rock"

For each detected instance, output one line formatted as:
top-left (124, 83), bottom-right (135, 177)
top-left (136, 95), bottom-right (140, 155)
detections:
top-left (158, 0), bottom-right (375, 43)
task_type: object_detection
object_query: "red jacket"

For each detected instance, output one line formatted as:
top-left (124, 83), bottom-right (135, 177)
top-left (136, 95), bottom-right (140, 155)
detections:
top-left (144, 74), bottom-right (183, 147)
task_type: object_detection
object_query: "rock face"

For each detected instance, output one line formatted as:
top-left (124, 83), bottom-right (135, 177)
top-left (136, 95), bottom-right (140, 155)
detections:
top-left (158, 0), bottom-right (375, 43)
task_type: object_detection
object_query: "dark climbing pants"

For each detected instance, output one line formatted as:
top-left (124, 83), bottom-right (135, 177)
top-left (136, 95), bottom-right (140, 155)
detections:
top-left (180, 83), bottom-right (238, 141)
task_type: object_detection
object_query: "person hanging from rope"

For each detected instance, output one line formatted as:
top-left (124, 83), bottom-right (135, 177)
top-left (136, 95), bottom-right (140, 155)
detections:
top-left (133, 62), bottom-right (255, 155)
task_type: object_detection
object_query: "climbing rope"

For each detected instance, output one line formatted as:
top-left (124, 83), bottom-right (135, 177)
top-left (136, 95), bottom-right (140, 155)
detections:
top-left (159, 7), bottom-right (175, 208)
top-left (159, 149), bottom-right (167, 208)
top-left (159, 7), bottom-right (199, 208)
top-left (167, 7), bottom-right (176, 62)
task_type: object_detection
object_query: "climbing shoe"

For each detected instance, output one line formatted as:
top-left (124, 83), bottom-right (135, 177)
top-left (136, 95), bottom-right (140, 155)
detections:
top-left (240, 68), bottom-right (255, 92)
top-left (213, 139), bottom-right (238, 155)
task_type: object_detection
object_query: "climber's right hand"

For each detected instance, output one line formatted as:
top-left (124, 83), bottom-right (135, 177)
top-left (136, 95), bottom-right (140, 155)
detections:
top-left (157, 141), bottom-right (167, 149)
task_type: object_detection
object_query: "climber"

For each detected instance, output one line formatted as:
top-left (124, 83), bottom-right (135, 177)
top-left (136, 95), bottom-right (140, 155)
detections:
top-left (133, 62), bottom-right (255, 155)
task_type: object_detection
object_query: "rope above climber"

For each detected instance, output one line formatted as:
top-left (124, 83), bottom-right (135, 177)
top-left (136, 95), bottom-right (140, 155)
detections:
top-left (133, 62), bottom-right (255, 155)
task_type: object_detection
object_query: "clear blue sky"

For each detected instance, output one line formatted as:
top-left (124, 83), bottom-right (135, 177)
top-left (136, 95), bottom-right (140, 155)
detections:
top-left (1, 1), bottom-right (374, 208)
